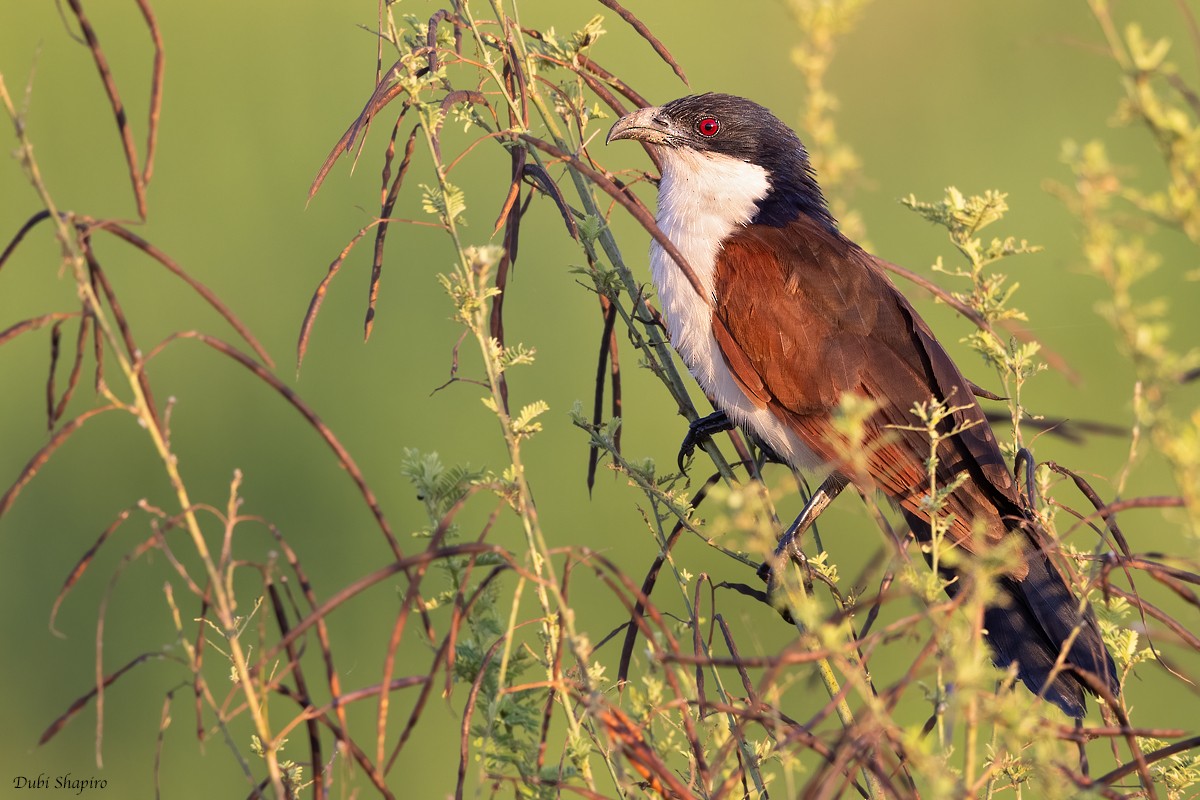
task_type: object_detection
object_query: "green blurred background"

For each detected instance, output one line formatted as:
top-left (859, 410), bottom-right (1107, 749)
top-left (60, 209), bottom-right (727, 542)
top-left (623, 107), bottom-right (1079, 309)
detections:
top-left (1, 1), bottom-right (1197, 797)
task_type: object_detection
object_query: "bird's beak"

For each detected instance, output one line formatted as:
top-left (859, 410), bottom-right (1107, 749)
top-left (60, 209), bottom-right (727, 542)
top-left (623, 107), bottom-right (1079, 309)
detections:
top-left (606, 106), bottom-right (669, 146)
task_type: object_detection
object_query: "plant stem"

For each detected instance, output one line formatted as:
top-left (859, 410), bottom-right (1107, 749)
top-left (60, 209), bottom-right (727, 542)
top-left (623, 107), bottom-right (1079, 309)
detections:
top-left (1, 73), bottom-right (286, 798)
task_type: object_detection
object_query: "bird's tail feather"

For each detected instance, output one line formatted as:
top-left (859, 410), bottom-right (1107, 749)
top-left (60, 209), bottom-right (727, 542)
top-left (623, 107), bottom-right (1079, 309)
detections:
top-left (902, 511), bottom-right (1118, 718)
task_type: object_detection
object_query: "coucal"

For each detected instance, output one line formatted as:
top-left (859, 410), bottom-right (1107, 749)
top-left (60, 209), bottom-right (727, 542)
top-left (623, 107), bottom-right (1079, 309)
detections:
top-left (607, 93), bottom-right (1117, 717)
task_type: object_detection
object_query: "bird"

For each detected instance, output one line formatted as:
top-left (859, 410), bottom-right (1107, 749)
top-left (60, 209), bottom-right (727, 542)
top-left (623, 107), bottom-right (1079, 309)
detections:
top-left (606, 92), bottom-right (1118, 718)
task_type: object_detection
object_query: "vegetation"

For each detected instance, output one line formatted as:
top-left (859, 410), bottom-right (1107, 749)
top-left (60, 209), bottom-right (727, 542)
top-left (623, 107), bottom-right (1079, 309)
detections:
top-left (1, 1), bottom-right (1198, 797)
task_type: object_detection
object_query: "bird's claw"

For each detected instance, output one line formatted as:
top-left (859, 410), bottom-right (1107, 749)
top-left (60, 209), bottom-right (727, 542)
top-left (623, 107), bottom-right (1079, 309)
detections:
top-left (759, 530), bottom-right (814, 598)
top-left (677, 410), bottom-right (735, 473)
top-left (677, 410), bottom-right (791, 473)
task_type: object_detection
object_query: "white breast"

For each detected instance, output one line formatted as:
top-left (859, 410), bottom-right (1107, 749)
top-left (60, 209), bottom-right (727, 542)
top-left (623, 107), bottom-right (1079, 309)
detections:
top-left (649, 147), bottom-right (822, 470)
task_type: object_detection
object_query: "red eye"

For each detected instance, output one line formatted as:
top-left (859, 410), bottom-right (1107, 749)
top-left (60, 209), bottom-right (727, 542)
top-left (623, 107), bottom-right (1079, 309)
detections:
top-left (697, 117), bottom-right (720, 137)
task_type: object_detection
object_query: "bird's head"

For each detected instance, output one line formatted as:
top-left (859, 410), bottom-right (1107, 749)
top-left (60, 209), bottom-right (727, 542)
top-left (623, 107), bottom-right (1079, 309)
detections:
top-left (606, 93), bottom-right (835, 230)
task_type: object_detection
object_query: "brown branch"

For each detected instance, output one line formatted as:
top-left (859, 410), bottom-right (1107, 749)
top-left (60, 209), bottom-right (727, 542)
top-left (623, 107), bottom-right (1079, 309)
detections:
top-left (0, 312), bottom-right (78, 349)
top-left (50, 314), bottom-right (91, 429)
top-left (264, 581), bottom-right (325, 800)
top-left (64, 0), bottom-right (149, 218)
top-left (309, 61), bottom-right (408, 201)
top-left (594, 0), bottom-right (688, 85)
top-left (144, 332), bottom-right (402, 558)
top-left (84, 244), bottom-right (161, 430)
top-left (0, 405), bottom-right (118, 518)
top-left (133, 0), bottom-right (164, 185)
top-left (587, 297), bottom-right (618, 494)
top-left (49, 508), bottom-right (134, 638)
top-left (85, 220), bottom-right (273, 367)
top-left (1096, 735), bottom-right (1200, 787)
top-left (0, 210), bottom-right (53, 272)
top-left (265, 524), bottom-right (352, 755)
top-left (366, 124), bottom-right (420, 341)
top-left (297, 220), bottom-right (381, 370)
top-left (39, 652), bottom-right (173, 745)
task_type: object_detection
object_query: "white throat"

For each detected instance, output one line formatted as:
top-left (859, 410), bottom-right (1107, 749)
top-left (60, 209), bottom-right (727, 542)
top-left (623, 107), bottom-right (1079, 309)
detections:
top-left (649, 147), bottom-right (821, 470)
top-left (650, 148), bottom-right (769, 358)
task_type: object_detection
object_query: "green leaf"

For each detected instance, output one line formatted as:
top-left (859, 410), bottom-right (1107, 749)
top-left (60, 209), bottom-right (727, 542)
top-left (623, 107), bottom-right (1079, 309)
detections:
top-left (511, 400), bottom-right (549, 439)
top-left (420, 182), bottom-right (467, 225)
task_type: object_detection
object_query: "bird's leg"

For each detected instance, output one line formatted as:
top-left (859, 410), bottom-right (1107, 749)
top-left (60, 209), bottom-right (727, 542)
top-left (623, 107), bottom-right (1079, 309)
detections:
top-left (758, 473), bottom-right (850, 590)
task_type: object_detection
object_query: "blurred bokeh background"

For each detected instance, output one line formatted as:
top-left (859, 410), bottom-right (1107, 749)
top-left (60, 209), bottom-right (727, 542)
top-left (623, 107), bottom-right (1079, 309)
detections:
top-left (1, 1), bottom-right (1197, 797)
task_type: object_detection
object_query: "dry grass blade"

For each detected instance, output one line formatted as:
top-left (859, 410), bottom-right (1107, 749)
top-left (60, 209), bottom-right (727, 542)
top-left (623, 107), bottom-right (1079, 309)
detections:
top-left (45, 320), bottom-right (65, 429)
top-left (1125, 555), bottom-right (1200, 590)
top-left (594, 0), bottom-right (688, 86)
top-left (265, 582), bottom-right (326, 800)
top-left (0, 405), bottom-right (118, 518)
top-left (38, 652), bottom-right (172, 745)
top-left (1096, 735), bottom-right (1200, 787)
top-left (522, 163), bottom-right (578, 240)
top-left (148, 331), bottom-right (402, 557)
top-left (278, 675), bottom-right (428, 721)
top-left (456, 633), bottom-right (509, 800)
top-left (583, 552), bottom-right (717, 779)
top-left (580, 56), bottom-right (654, 111)
top-left (586, 298), bottom-right (618, 494)
top-left (190, 590), bottom-right (211, 744)
top-left (90, 303), bottom-right (104, 391)
top-left (153, 689), bottom-right (175, 800)
top-left (617, 473), bottom-right (723, 684)
top-left (1056, 724), bottom-right (1189, 740)
top-left (713, 617), bottom-right (762, 723)
top-left (84, 249), bottom-right (162, 429)
top-left (267, 524), bottom-right (352, 750)
top-left (376, 486), bottom-right (486, 777)
top-left (1110, 584), bottom-right (1200, 650)
top-left (277, 702), bottom-right (396, 799)
top-left (574, 61), bottom-right (630, 117)
top-left (366, 125), bottom-right (420, 341)
top-left (64, 0), bottom-right (149, 218)
top-left (0, 312), bottom-right (79, 348)
top-left (492, 140), bottom-right (526, 237)
top-left (51, 314), bottom-right (91, 428)
top-left (0, 210), bottom-right (52, 271)
top-left (309, 64), bottom-right (408, 202)
top-left (264, 543), bottom-right (513, 670)
top-left (386, 570), bottom-right (508, 774)
top-left (993, 411), bottom-right (1127, 444)
top-left (49, 508), bottom-right (133, 638)
top-left (297, 221), bottom-right (382, 370)
top-left (93, 535), bottom-right (163, 769)
top-left (89, 222), bottom-right (274, 368)
top-left (133, 0), bottom-right (164, 185)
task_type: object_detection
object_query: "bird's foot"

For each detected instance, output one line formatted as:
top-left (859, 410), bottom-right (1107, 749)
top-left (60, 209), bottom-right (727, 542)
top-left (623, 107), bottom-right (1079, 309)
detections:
top-left (677, 410), bottom-right (735, 473)
top-left (759, 528), bottom-right (814, 604)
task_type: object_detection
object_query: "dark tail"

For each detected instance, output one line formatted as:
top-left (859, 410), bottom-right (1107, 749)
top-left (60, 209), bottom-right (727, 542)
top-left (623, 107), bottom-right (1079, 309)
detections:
top-left (904, 511), bottom-right (1118, 718)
